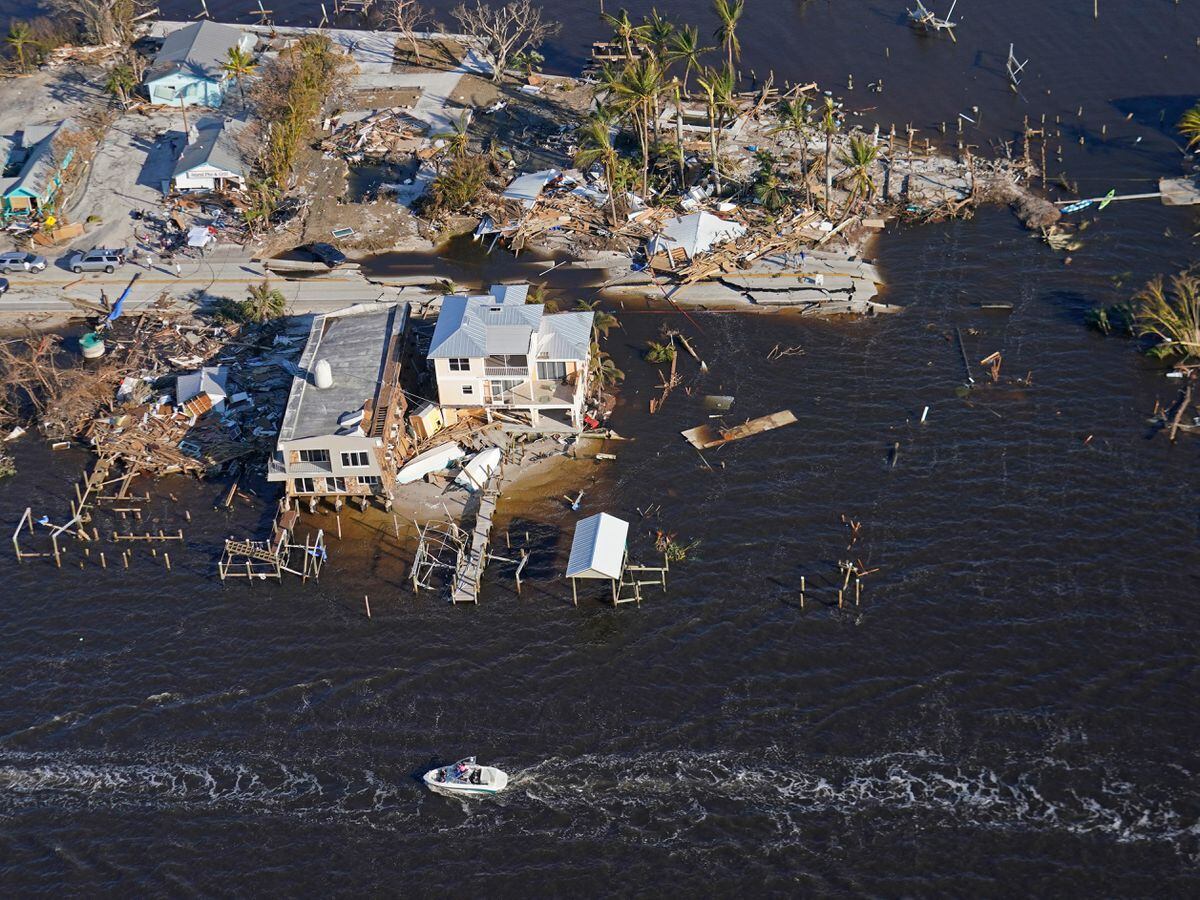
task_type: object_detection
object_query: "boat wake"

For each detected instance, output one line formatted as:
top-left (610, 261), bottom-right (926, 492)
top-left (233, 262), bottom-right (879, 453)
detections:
top-left (0, 748), bottom-right (1195, 856)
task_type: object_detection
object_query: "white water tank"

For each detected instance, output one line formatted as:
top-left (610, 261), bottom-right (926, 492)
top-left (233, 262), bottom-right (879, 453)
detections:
top-left (313, 358), bottom-right (333, 389)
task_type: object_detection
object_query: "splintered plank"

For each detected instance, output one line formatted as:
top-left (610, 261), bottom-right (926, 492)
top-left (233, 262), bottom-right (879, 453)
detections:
top-left (681, 409), bottom-right (797, 450)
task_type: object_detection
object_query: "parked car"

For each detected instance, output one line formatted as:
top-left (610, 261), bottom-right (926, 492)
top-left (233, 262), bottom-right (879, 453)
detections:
top-left (306, 242), bottom-right (347, 268)
top-left (0, 251), bottom-right (47, 274)
top-left (0, 278), bottom-right (9, 295)
top-left (65, 248), bottom-right (127, 274)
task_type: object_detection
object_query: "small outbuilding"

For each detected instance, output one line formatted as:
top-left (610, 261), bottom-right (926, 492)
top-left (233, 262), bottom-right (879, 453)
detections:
top-left (646, 211), bottom-right (747, 270)
top-left (566, 512), bottom-right (630, 605)
top-left (172, 118), bottom-right (248, 192)
top-left (176, 366), bottom-right (230, 415)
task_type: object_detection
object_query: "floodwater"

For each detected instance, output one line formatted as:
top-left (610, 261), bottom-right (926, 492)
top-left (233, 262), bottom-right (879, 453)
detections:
top-left (2, 0), bottom-right (1200, 894)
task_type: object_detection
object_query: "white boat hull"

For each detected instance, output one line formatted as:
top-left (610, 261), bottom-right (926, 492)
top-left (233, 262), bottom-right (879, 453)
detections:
top-left (423, 760), bottom-right (509, 796)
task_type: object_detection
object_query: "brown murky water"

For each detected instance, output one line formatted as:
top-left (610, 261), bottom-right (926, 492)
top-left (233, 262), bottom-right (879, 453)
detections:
top-left (1, 0), bottom-right (1199, 893)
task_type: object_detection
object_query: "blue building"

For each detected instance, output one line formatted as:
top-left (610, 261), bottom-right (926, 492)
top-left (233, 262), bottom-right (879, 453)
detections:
top-left (144, 21), bottom-right (257, 108)
top-left (0, 119), bottom-right (75, 220)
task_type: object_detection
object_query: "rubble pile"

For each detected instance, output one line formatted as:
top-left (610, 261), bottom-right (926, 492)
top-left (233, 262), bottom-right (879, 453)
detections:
top-left (38, 313), bottom-right (306, 478)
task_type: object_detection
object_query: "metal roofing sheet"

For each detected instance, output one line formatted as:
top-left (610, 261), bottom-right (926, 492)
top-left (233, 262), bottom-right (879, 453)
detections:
top-left (566, 512), bottom-right (629, 579)
top-left (428, 292), bottom-right (542, 359)
top-left (149, 20), bottom-right (250, 81)
top-left (537, 310), bottom-right (592, 361)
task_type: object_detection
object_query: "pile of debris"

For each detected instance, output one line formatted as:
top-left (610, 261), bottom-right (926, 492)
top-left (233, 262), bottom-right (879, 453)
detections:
top-left (4, 311), bottom-right (306, 479)
top-left (319, 107), bottom-right (427, 164)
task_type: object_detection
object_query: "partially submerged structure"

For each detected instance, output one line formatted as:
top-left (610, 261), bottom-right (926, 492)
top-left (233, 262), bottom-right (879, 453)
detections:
top-left (427, 285), bottom-right (593, 431)
top-left (172, 119), bottom-right (249, 192)
top-left (269, 303), bottom-right (411, 504)
top-left (647, 211), bottom-right (747, 270)
top-left (144, 20), bottom-right (257, 108)
top-left (566, 512), bottom-right (669, 606)
top-left (0, 120), bottom-right (74, 220)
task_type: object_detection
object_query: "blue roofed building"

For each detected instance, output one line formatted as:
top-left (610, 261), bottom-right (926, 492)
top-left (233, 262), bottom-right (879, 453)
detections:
top-left (0, 119), bottom-right (75, 220)
top-left (144, 21), bottom-right (256, 108)
top-left (427, 284), bottom-right (594, 431)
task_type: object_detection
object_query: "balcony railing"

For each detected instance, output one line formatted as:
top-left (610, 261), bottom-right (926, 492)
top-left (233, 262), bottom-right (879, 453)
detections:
top-left (484, 366), bottom-right (529, 377)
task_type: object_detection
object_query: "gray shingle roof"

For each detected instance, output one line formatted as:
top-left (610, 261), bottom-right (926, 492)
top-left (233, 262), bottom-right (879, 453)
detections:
top-left (173, 118), bottom-right (248, 179)
top-left (428, 294), bottom-right (542, 358)
top-left (148, 20), bottom-right (251, 82)
top-left (1, 119), bottom-right (72, 199)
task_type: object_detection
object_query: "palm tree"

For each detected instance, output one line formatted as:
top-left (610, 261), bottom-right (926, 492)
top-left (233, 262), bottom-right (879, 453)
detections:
top-left (221, 45), bottom-right (257, 109)
top-left (667, 25), bottom-right (710, 97)
top-left (712, 0), bottom-right (745, 71)
top-left (696, 65), bottom-right (734, 193)
top-left (770, 98), bottom-right (812, 206)
top-left (1178, 102), bottom-right (1200, 152)
top-left (104, 64), bottom-right (136, 108)
top-left (575, 117), bottom-right (622, 223)
top-left (6, 21), bottom-right (35, 73)
top-left (576, 298), bottom-right (619, 341)
top-left (819, 96), bottom-right (841, 212)
top-left (433, 112), bottom-right (472, 166)
top-left (637, 9), bottom-right (675, 66)
top-left (589, 342), bottom-right (625, 395)
top-left (611, 58), bottom-right (664, 195)
top-left (602, 8), bottom-right (637, 59)
top-left (838, 134), bottom-right (879, 214)
top-left (1134, 271), bottom-right (1200, 363)
top-left (243, 281), bottom-right (287, 322)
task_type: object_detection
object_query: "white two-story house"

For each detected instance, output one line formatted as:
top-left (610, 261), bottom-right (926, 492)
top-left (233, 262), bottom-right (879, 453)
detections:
top-left (428, 285), bottom-right (593, 431)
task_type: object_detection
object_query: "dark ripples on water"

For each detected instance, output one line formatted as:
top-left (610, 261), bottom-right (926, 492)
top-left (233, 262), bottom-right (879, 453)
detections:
top-left (2, 0), bottom-right (1200, 893)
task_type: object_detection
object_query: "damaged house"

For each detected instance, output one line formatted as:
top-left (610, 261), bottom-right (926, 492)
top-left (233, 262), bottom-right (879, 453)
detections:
top-left (268, 303), bottom-right (410, 504)
top-left (428, 285), bottom-right (593, 432)
top-left (144, 20), bottom-right (257, 108)
top-left (172, 118), bottom-right (249, 193)
top-left (0, 119), bottom-right (74, 220)
top-left (647, 211), bottom-right (747, 270)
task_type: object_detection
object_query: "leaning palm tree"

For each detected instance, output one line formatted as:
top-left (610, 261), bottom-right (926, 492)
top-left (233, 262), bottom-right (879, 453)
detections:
top-left (576, 298), bottom-right (619, 341)
top-left (712, 0), bottom-right (745, 70)
top-left (433, 112), bottom-right (472, 165)
top-left (1178, 102), bottom-right (1200, 152)
top-left (770, 98), bottom-right (812, 206)
top-left (696, 65), bottom-right (735, 193)
top-left (636, 8), bottom-right (675, 66)
top-left (838, 134), bottom-right (879, 215)
top-left (6, 21), bottom-right (35, 73)
top-left (243, 281), bottom-right (288, 323)
top-left (667, 25), bottom-right (711, 97)
top-left (611, 58), bottom-right (664, 195)
top-left (575, 117), bottom-right (622, 223)
top-left (1134, 270), bottom-right (1200, 363)
top-left (589, 342), bottom-right (625, 396)
top-left (602, 8), bottom-right (637, 59)
top-left (221, 45), bottom-right (257, 108)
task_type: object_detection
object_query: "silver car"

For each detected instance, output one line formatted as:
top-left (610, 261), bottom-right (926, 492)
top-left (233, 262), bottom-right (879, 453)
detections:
top-left (0, 251), bottom-right (47, 274)
top-left (65, 248), bottom-right (127, 274)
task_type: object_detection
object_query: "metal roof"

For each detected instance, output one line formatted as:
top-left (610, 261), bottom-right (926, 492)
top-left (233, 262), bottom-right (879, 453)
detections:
top-left (647, 211), bottom-right (747, 258)
top-left (176, 366), bottom-right (229, 403)
top-left (489, 283), bottom-right (529, 305)
top-left (502, 168), bottom-right (558, 207)
top-left (537, 311), bottom-right (592, 361)
top-left (428, 293), bottom-right (541, 359)
top-left (278, 303), bottom-right (408, 442)
top-left (148, 20), bottom-right (252, 82)
top-left (173, 118), bottom-right (248, 178)
top-left (566, 512), bottom-right (629, 580)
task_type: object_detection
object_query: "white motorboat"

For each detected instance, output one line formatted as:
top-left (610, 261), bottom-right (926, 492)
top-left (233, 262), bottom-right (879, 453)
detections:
top-left (423, 757), bottom-right (509, 796)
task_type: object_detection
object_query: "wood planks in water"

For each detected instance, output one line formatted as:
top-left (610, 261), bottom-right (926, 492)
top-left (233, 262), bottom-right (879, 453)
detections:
top-left (681, 409), bottom-right (797, 450)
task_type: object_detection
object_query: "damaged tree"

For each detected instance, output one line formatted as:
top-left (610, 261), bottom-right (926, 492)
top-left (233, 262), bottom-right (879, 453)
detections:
top-left (451, 0), bottom-right (559, 84)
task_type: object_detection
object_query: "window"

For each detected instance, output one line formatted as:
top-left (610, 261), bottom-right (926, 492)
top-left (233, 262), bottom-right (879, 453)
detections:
top-left (449, 358), bottom-right (470, 371)
top-left (298, 449), bottom-right (329, 463)
top-left (538, 361), bottom-right (567, 381)
top-left (462, 384), bottom-right (474, 395)
top-left (294, 477), bottom-right (315, 494)
top-left (341, 451), bottom-right (370, 468)
top-left (359, 475), bottom-right (381, 487)
top-left (327, 477), bottom-right (347, 493)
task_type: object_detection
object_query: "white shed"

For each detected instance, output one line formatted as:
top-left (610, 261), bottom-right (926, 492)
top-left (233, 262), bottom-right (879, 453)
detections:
top-left (176, 365), bottom-right (229, 415)
top-left (566, 512), bottom-right (629, 604)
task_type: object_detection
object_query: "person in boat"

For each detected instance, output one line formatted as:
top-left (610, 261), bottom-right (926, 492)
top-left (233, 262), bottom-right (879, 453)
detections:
top-left (470, 769), bottom-right (482, 785)
top-left (454, 762), bottom-right (470, 779)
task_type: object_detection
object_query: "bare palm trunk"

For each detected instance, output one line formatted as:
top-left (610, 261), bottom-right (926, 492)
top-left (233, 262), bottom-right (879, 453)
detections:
top-left (708, 105), bottom-right (721, 193)
top-left (824, 130), bottom-right (833, 212)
